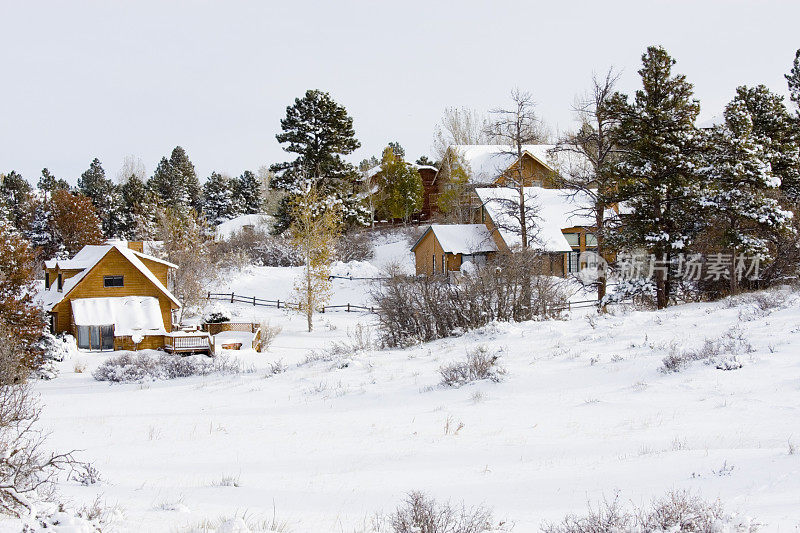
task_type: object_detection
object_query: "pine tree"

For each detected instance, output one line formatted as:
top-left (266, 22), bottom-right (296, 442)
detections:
top-left (233, 170), bottom-right (262, 214)
top-left (610, 46), bottom-right (704, 309)
top-left (50, 190), bottom-right (104, 255)
top-left (121, 174), bottom-right (158, 239)
top-left (415, 155), bottom-right (438, 168)
top-left (701, 99), bottom-right (794, 294)
top-left (387, 141), bottom-right (406, 159)
top-left (0, 222), bottom-right (46, 376)
top-left (375, 147), bottom-right (423, 223)
top-left (290, 186), bottom-right (341, 332)
top-left (270, 90), bottom-right (362, 232)
top-left (149, 147), bottom-right (200, 213)
top-left (77, 158), bottom-right (126, 238)
top-left (24, 197), bottom-right (57, 261)
top-left (37, 168), bottom-right (69, 194)
top-left (202, 172), bottom-right (237, 224)
top-left (729, 85), bottom-right (800, 203)
top-left (786, 49), bottom-right (800, 117)
top-left (169, 146), bottom-right (201, 210)
top-left (0, 171), bottom-right (34, 231)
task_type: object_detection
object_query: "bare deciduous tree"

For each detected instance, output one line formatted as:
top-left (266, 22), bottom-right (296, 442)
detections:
top-left (486, 89), bottom-right (546, 250)
top-left (115, 155), bottom-right (147, 185)
top-left (552, 69), bottom-right (622, 302)
top-left (432, 107), bottom-right (494, 160)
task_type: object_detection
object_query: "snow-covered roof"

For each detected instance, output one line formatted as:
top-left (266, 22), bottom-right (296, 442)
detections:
top-left (44, 245), bottom-right (109, 270)
top-left (476, 187), bottom-right (596, 252)
top-left (71, 296), bottom-right (167, 336)
top-left (40, 244), bottom-right (181, 311)
top-left (364, 162), bottom-right (438, 181)
top-left (216, 214), bottom-right (274, 240)
top-left (449, 144), bottom-right (562, 185)
top-left (412, 224), bottom-right (499, 254)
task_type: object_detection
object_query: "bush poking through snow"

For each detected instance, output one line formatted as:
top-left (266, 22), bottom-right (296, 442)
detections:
top-left (386, 491), bottom-right (496, 533)
top-left (260, 321), bottom-right (282, 352)
top-left (93, 352), bottom-right (251, 383)
top-left (540, 489), bottom-right (758, 533)
top-left (659, 328), bottom-right (753, 373)
top-left (439, 346), bottom-right (506, 387)
top-left (203, 306), bottom-right (232, 324)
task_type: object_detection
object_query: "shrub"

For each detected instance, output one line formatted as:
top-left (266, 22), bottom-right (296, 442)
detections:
top-left (0, 383), bottom-right (78, 516)
top-left (335, 230), bottom-right (374, 262)
top-left (93, 352), bottom-right (249, 383)
top-left (374, 252), bottom-right (569, 347)
top-left (659, 327), bottom-right (753, 373)
top-left (259, 321), bottom-right (282, 352)
top-left (439, 346), bottom-right (506, 387)
top-left (216, 229), bottom-right (302, 267)
top-left (388, 491), bottom-right (495, 533)
top-left (203, 305), bottom-right (232, 324)
top-left (541, 489), bottom-right (757, 533)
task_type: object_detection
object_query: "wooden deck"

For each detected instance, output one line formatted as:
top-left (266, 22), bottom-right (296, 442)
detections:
top-left (163, 332), bottom-right (211, 355)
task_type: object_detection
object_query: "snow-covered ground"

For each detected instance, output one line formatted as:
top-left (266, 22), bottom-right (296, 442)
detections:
top-left (18, 235), bottom-right (800, 531)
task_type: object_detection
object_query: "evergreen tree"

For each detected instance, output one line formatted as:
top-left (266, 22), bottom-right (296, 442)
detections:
top-left (786, 49), bottom-right (800, 117)
top-left (233, 170), bottom-right (262, 214)
top-left (24, 197), bottom-right (57, 261)
top-left (77, 158), bottom-right (126, 238)
top-left (121, 174), bottom-right (158, 239)
top-left (149, 147), bottom-right (200, 213)
top-left (37, 168), bottom-right (69, 194)
top-left (387, 141), bottom-right (405, 159)
top-left (202, 172), bottom-right (237, 224)
top-left (610, 46), bottom-right (704, 309)
top-left (270, 90), bottom-right (362, 232)
top-left (0, 171), bottom-right (34, 231)
top-left (701, 99), bottom-right (794, 294)
top-left (415, 155), bottom-right (438, 168)
top-left (729, 85), bottom-right (800, 203)
top-left (169, 146), bottom-right (201, 210)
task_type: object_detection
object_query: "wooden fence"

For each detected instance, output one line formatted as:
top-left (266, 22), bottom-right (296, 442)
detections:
top-left (204, 292), bottom-right (376, 313)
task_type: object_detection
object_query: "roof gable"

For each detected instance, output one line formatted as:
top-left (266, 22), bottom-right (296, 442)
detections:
top-left (411, 224), bottom-right (499, 254)
top-left (43, 245), bottom-right (180, 311)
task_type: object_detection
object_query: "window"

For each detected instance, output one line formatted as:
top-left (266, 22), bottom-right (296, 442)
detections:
top-left (567, 251), bottom-right (580, 273)
top-left (432, 254), bottom-right (436, 273)
top-left (442, 255), bottom-right (446, 272)
top-left (45, 272), bottom-right (50, 289)
top-left (104, 275), bottom-right (124, 287)
top-left (48, 313), bottom-right (56, 334)
top-left (57, 273), bottom-right (63, 292)
top-left (564, 232), bottom-right (580, 248)
top-left (586, 232), bottom-right (598, 248)
top-left (76, 325), bottom-right (114, 350)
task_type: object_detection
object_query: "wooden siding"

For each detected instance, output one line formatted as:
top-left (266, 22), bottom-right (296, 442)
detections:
top-left (50, 247), bottom-right (177, 337)
top-left (494, 153), bottom-right (559, 188)
top-left (135, 255), bottom-right (169, 287)
top-left (114, 335), bottom-right (165, 351)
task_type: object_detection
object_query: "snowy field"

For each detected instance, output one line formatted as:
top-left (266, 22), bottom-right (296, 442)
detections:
top-left (18, 237), bottom-right (800, 531)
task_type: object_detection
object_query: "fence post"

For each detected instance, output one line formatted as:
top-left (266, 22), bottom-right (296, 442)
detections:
top-left (230, 292), bottom-right (234, 303)
top-left (207, 291), bottom-right (210, 299)
top-left (277, 299), bottom-right (280, 309)
top-left (347, 303), bottom-right (350, 312)
top-left (253, 296), bottom-right (256, 306)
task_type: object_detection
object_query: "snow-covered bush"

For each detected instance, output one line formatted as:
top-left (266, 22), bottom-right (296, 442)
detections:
top-left (660, 327), bottom-right (754, 373)
top-left (374, 253), bottom-right (569, 347)
top-left (203, 305), bottom-right (232, 324)
top-left (93, 352), bottom-right (250, 383)
top-left (335, 230), bottom-right (374, 262)
top-left (384, 491), bottom-right (496, 533)
top-left (601, 278), bottom-right (656, 308)
top-left (216, 228), bottom-right (302, 267)
top-left (541, 489), bottom-right (757, 533)
top-left (439, 346), bottom-right (506, 387)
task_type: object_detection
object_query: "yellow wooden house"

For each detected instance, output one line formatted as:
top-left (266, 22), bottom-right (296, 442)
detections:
top-left (41, 242), bottom-right (181, 351)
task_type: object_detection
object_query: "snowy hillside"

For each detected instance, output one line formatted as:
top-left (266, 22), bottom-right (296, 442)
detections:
top-left (28, 269), bottom-right (800, 531)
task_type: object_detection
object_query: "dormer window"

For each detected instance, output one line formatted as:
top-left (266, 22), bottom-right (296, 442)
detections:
top-left (45, 272), bottom-right (50, 289)
top-left (57, 273), bottom-right (63, 292)
top-left (103, 275), bottom-right (124, 288)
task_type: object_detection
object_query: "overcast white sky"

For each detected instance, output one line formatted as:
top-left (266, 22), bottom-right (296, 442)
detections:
top-left (2, 0), bottom-right (799, 185)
